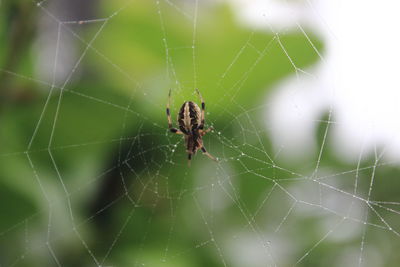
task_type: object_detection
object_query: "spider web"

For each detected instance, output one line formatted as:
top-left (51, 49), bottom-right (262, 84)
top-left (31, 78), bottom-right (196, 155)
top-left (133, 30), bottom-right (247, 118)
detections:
top-left (0, 0), bottom-right (399, 266)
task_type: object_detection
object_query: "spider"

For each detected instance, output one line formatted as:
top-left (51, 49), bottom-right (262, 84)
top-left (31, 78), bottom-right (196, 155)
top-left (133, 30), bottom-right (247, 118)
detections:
top-left (166, 89), bottom-right (217, 165)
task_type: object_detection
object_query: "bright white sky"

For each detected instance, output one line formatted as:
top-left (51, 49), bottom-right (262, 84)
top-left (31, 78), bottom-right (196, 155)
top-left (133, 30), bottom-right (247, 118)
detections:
top-left (230, 0), bottom-right (400, 163)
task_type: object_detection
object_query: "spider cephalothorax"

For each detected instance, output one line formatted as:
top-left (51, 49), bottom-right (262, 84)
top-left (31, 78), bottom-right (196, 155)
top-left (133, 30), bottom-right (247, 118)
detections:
top-left (166, 89), bottom-right (217, 165)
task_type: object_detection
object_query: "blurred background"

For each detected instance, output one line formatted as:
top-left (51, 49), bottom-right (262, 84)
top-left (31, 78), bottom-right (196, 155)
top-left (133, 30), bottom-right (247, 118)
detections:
top-left (1, 0), bottom-right (400, 266)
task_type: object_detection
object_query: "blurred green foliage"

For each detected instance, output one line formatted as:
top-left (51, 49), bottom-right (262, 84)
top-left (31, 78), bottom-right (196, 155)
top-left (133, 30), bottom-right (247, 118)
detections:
top-left (1, 1), bottom-right (400, 267)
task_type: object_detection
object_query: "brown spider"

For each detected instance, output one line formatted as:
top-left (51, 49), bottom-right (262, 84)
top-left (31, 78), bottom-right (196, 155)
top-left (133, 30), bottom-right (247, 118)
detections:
top-left (166, 89), bottom-right (217, 165)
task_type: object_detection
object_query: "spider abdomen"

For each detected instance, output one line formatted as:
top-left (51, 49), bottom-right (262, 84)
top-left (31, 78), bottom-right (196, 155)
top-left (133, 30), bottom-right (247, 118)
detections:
top-left (178, 101), bottom-right (201, 134)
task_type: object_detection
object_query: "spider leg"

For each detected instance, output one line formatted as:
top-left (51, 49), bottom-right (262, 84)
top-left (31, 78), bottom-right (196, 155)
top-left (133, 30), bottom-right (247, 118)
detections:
top-left (200, 127), bottom-right (214, 136)
top-left (188, 153), bottom-right (192, 167)
top-left (200, 146), bottom-right (217, 162)
top-left (195, 88), bottom-right (205, 129)
top-left (170, 128), bottom-right (183, 134)
top-left (167, 89), bottom-right (183, 134)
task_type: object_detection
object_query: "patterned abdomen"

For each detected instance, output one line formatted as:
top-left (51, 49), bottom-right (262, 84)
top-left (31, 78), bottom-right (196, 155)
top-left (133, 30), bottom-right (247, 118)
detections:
top-left (178, 101), bottom-right (201, 134)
